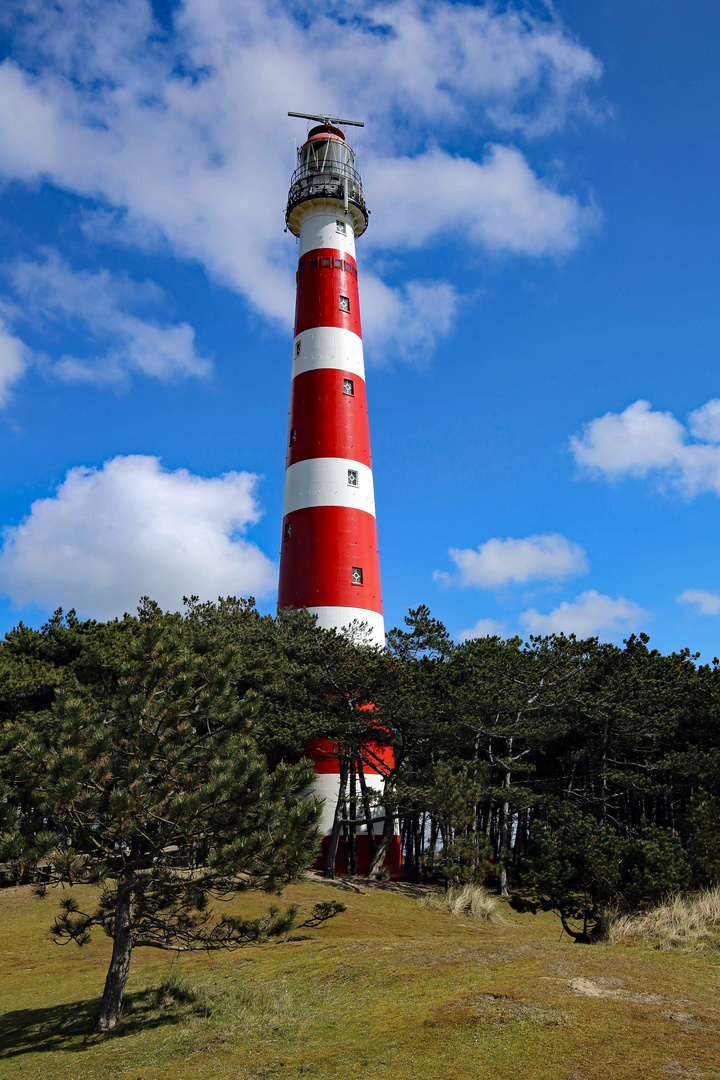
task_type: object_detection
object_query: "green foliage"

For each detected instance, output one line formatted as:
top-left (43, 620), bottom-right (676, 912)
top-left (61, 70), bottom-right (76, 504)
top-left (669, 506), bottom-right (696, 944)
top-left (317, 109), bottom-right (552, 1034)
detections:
top-left (512, 805), bottom-right (623, 942)
top-left (0, 611), bottom-right (339, 1029)
top-left (8, 616), bottom-right (322, 927)
top-left (684, 793), bottom-right (720, 887)
top-left (513, 807), bottom-right (691, 941)
top-left (3, 595), bottom-right (720, 938)
top-left (621, 824), bottom-right (690, 909)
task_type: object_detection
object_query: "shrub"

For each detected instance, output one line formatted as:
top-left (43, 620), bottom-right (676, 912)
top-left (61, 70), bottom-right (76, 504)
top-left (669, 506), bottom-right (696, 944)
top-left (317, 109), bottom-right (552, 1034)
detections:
top-left (512, 807), bottom-right (691, 943)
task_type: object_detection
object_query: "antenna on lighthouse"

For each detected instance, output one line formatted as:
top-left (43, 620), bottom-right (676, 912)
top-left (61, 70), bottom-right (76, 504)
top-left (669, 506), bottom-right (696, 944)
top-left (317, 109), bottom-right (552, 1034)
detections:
top-left (288, 111), bottom-right (364, 128)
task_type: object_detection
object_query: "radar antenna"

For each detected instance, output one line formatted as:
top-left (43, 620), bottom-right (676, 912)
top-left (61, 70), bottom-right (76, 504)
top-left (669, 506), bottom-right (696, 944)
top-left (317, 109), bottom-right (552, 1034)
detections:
top-left (288, 111), bottom-right (364, 128)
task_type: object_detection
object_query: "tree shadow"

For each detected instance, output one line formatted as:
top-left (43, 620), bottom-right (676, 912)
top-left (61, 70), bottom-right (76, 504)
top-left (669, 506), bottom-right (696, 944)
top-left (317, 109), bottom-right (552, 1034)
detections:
top-left (0, 987), bottom-right (188, 1059)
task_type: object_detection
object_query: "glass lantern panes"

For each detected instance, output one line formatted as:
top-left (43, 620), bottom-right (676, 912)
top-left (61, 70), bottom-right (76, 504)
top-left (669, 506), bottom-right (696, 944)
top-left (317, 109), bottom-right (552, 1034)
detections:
top-left (351, 567), bottom-right (363, 585)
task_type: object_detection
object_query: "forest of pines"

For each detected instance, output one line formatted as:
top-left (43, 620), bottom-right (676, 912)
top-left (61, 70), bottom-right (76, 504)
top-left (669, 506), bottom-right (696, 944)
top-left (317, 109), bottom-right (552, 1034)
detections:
top-left (2, 596), bottom-right (720, 988)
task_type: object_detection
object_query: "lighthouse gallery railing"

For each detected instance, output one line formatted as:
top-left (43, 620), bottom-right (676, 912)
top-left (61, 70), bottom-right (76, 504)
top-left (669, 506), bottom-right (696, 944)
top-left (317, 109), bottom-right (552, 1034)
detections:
top-left (286, 160), bottom-right (367, 224)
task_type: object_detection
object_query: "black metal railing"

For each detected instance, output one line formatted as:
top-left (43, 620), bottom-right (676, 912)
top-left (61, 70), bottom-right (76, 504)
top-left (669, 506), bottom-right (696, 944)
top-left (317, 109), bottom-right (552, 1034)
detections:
top-left (286, 160), bottom-right (367, 227)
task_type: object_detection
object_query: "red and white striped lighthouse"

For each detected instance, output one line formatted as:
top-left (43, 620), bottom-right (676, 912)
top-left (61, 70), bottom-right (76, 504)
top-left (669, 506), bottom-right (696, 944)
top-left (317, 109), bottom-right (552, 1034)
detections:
top-left (279, 113), bottom-right (399, 874)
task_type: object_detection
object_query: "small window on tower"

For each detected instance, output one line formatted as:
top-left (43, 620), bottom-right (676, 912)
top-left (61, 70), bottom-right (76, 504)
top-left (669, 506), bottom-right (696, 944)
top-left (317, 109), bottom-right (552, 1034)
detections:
top-left (339, 295), bottom-right (350, 313)
top-left (295, 340), bottom-right (301, 357)
top-left (343, 378), bottom-right (354, 396)
top-left (333, 258), bottom-right (343, 268)
top-left (289, 427), bottom-right (297, 444)
top-left (310, 258), bottom-right (318, 267)
top-left (321, 257), bottom-right (331, 267)
top-left (352, 566), bottom-right (364, 585)
top-left (347, 469), bottom-right (358, 487)
top-left (336, 220), bottom-right (346, 234)
top-left (284, 522), bottom-right (292, 540)
top-left (299, 262), bottom-right (305, 276)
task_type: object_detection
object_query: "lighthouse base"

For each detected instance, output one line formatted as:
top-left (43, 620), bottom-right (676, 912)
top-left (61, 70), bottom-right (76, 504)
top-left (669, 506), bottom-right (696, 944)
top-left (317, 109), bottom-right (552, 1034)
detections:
top-left (315, 834), bottom-right (403, 878)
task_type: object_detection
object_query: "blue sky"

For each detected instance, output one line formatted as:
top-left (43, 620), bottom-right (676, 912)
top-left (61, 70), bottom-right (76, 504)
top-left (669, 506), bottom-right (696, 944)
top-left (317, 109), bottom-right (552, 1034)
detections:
top-left (1, 0), bottom-right (720, 658)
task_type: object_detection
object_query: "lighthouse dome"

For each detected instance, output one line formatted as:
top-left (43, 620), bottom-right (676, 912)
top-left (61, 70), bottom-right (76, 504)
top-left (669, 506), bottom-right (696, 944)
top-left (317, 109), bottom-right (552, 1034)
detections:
top-left (286, 123), bottom-right (367, 238)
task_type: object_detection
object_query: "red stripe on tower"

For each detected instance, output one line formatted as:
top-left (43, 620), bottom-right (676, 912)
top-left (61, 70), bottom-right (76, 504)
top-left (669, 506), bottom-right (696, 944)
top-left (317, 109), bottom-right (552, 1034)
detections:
top-left (280, 116), bottom-right (400, 875)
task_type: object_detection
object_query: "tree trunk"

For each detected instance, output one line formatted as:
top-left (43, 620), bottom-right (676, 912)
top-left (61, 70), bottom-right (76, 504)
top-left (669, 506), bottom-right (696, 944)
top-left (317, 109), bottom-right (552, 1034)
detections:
top-left (413, 813), bottom-right (422, 883)
top-left (403, 816), bottom-right (414, 881)
top-left (428, 814), bottom-right (438, 864)
top-left (348, 757), bottom-right (357, 876)
top-left (324, 757), bottom-right (349, 878)
top-left (600, 720), bottom-right (609, 828)
top-left (356, 758), bottom-right (377, 864)
top-left (95, 884), bottom-right (133, 1032)
top-left (499, 737), bottom-right (512, 897)
top-left (367, 780), bottom-right (396, 879)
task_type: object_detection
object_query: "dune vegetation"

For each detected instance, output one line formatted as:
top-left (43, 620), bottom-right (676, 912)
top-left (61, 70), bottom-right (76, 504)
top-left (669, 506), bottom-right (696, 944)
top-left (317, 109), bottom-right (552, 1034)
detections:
top-left (609, 887), bottom-right (720, 953)
top-left (2, 875), bottom-right (720, 1080)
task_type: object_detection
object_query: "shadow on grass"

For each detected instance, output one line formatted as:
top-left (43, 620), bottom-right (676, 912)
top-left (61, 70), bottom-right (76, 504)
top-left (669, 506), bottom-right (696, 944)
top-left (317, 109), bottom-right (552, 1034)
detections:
top-left (0, 987), bottom-right (187, 1059)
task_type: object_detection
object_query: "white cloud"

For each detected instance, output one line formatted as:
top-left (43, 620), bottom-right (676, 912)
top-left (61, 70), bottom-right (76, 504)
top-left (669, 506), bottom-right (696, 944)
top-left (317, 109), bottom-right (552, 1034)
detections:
top-left (677, 589), bottom-right (720, 616)
top-left (687, 399), bottom-right (720, 443)
top-left (457, 617), bottom-right (507, 641)
top-left (366, 145), bottom-right (598, 257)
top-left (0, 0), bottom-right (602, 359)
top-left (361, 276), bottom-right (459, 357)
top-left (435, 532), bottom-right (588, 588)
top-left (7, 251), bottom-right (210, 385)
top-left (520, 589), bottom-right (651, 638)
top-left (570, 398), bottom-right (720, 497)
top-left (0, 455), bottom-right (276, 619)
top-left (0, 317), bottom-right (31, 405)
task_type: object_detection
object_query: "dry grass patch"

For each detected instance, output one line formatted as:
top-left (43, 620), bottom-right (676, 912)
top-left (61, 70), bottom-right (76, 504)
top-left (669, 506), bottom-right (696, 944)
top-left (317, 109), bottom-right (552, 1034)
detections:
top-left (609, 887), bottom-right (720, 952)
top-left (420, 884), bottom-right (507, 924)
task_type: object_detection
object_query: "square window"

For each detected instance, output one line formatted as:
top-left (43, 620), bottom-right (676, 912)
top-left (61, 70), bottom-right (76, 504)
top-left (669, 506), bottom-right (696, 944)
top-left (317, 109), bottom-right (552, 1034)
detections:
top-left (343, 378), bottom-right (354, 396)
top-left (321, 257), bottom-right (331, 267)
top-left (339, 295), bottom-right (350, 313)
top-left (290, 427), bottom-right (297, 444)
top-left (295, 340), bottom-right (301, 357)
top-left (310, 258), bottom-right (318, 267)
top-left (352, 566), bottom-right (363, 585)
top-left (336, 220), bottom-right (346, 234)
top-left (284, 522), bottom-right (292, 540)
top-left (333, 258), bottom-right (343, 268)
top-left (347, 469), bottom-right (358, 487)
top-left (299, 262), bottom-right (305, 276)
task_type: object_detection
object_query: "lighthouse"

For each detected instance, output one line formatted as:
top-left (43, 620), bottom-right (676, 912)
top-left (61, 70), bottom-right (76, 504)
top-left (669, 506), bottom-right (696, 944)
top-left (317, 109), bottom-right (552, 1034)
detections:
top-left (279, 113), bottom-right (399, 875)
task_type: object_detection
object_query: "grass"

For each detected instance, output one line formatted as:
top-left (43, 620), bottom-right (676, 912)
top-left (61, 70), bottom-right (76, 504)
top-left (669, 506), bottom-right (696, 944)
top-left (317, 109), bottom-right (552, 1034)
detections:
top-left (1, 877), bottom-right (720, 1080)
top-left (609, 887), bottom-right (720, 952)
top-left (420, 883), bottom-right (506, 923)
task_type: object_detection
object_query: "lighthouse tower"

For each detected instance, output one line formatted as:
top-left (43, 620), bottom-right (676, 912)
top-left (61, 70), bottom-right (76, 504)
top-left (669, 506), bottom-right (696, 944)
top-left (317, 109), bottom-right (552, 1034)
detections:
top-left (279, 113), bottom-right (398, 874)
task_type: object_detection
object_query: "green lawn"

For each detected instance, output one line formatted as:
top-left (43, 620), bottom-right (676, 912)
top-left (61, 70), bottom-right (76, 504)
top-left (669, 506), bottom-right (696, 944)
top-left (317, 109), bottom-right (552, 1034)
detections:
top-left (1, 877), bottom-right (719, 1079)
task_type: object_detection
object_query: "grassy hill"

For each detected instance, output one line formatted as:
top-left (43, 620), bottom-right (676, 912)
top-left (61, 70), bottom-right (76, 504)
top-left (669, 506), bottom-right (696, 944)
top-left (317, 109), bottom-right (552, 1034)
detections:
top-left (1, 877), bottom-right (719, 1080)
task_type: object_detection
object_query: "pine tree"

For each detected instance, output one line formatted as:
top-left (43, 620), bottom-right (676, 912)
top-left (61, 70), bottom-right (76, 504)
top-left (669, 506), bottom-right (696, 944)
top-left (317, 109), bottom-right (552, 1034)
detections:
top-left (2, 615), bottom-right (330, 1032)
